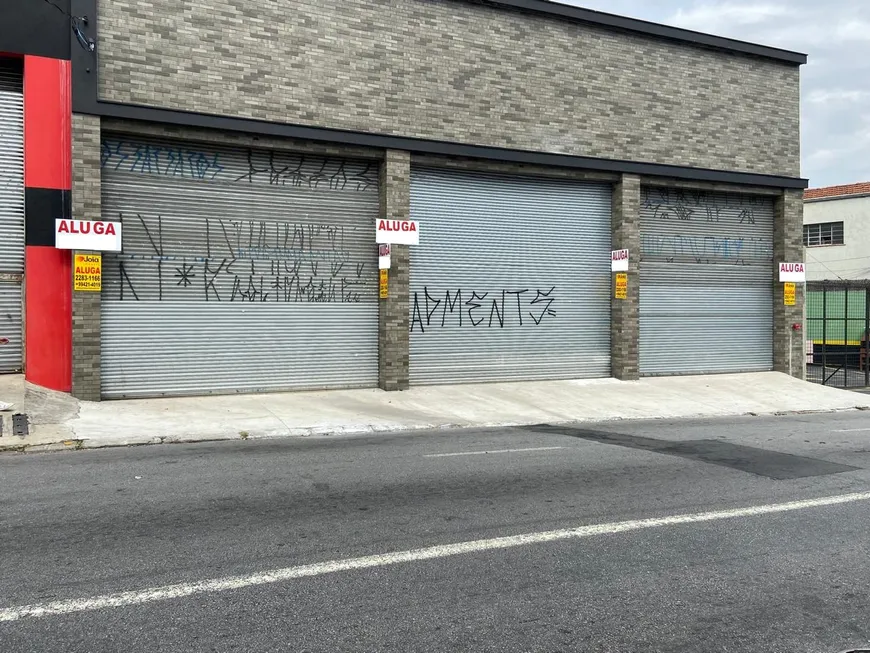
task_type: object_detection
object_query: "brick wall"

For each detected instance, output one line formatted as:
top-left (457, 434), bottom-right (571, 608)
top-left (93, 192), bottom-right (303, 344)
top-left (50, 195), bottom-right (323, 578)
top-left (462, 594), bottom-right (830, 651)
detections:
top-left (611, 175), bottom-right (640, 380)
top-left (64, 113), bottom-right (805, 395)
top-left (773, 189), bottom-right (805, 378)
top-left (379, 150), bottom-right (410, 391)
top-left (71, 113), bottom-right (102, 401)
top-left (97, 0), bottom-right (800, 177)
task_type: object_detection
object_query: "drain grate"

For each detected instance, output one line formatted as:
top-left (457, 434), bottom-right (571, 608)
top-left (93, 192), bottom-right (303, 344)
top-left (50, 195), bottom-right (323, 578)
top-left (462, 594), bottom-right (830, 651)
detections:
top-left (11, 413), bottom-right (28, 437)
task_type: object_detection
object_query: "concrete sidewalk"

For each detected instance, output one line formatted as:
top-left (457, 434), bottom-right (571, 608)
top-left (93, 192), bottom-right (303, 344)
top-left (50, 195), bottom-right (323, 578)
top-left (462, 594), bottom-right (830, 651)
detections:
top-left (0, 372), bottom-right (867, 453)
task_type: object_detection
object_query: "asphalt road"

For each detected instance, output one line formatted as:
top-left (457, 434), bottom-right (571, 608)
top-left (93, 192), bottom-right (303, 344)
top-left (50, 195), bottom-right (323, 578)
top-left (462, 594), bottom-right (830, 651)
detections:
top-left (3, 410), bottom-right (870, 652)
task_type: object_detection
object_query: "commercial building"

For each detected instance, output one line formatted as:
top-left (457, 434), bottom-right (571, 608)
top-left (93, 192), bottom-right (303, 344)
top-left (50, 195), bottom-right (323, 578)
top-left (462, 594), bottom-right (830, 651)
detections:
top-left (1, 0), bottom-right (807, 400)
top-left (803, 182), bottom-right (870, 387)
top-left (804, 182), bottom-right (870, 281)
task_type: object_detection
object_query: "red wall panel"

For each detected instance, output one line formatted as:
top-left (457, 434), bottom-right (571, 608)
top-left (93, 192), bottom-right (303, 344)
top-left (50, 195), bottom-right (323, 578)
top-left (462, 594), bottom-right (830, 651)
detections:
top-left (23, 55), bottom-right (72, 392)
top-left (23, 56), bottom-right (71, 190)
top-left (24, 248), bottom-right (71, 391)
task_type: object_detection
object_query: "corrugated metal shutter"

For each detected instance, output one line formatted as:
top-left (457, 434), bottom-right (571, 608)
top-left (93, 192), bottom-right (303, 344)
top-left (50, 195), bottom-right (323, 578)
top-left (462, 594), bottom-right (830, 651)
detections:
top-left (639, 187), bottom-right (774, 375)
top-left (0, 60), bottom-right (24, 373)
top-left (100, 133), bottom-right (379, 398)
top-left (409, 167), bottom-right (612, 384)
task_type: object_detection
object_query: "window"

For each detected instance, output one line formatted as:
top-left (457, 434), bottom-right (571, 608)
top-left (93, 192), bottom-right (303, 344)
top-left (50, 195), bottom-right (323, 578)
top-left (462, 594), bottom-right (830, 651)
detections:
top-left (803, 221), bottom-right (844, 246)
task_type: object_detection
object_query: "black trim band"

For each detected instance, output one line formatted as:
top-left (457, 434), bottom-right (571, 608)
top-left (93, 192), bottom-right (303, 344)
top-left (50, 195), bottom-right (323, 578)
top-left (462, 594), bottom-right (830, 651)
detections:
top-left (487, 0), bottom-right (807, 65)
top-left (25, 188), bottom-right (70, 247)
top-left (70, 0), bottom-right (807, 191)
top-left (2, 0), bottom-right (71, 60)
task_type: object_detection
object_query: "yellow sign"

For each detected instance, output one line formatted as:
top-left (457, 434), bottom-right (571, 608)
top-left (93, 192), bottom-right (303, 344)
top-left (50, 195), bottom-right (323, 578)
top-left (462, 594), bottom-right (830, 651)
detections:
top-left (74, 253), bottom-right (102, 292)
top-left (784, 282), bottom-right (796, 306)
top-left (614, 272), bottom-right (628, 300)
top-left (379, 269), bottom-right (388, 299)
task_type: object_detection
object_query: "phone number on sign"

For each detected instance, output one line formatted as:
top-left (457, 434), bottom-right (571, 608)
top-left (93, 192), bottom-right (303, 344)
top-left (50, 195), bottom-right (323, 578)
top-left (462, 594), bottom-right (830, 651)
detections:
top-left (75, 275), bottom-right (101, 290)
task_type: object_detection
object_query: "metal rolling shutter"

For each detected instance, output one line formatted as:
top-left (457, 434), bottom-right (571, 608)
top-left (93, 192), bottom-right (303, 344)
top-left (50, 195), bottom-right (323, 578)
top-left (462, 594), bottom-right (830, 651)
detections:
top-left (0, 60), bottom-right (24, 373)
top-left (409, 167), bottom-right (612, 384)
top-left (639, 187), bottom-right (774, 375)
top-left (100, 134), bottom-right (379, 398)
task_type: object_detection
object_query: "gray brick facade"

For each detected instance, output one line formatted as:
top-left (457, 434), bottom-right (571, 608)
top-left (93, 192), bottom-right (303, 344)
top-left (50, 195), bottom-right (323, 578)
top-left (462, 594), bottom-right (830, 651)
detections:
top-left (67, 120), bottom-right (804, 395)
top-left (773, 189), bottom-right (806, 379)
top-left (379, 150), bottom-right (411, 391)
top-left (97, 0), bottom-right (800, 177)
top-left (611, 175), bottom-right (641, 380)
top-left (71, 113), bottom-right (103, 401)
top-left (58, 1), bottom-right (805, 397)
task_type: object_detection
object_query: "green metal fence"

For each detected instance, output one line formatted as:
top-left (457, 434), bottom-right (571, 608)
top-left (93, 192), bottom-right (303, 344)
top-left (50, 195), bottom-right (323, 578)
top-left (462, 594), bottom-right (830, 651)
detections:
top-left (806, 282), bottom-right (870, 388)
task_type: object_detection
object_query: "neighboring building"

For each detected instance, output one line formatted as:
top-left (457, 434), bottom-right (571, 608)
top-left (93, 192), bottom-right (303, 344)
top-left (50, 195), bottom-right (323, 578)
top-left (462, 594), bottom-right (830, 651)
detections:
top-left (1, 0), bottom-right (807, 400)
top-left (803, 182), bottom-right (870, 281)
top-left (803, 182), bottom-right (870, 379)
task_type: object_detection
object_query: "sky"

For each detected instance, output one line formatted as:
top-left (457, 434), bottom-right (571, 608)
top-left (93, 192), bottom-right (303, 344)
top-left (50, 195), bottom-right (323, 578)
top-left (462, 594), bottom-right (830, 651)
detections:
top-left (556, 0), bottom-right (870, 188)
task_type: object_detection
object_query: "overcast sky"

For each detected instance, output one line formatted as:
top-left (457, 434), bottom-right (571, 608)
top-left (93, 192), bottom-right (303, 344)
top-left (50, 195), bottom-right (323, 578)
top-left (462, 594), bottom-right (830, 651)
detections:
top-left (556, 0), bottom-right (869, 188)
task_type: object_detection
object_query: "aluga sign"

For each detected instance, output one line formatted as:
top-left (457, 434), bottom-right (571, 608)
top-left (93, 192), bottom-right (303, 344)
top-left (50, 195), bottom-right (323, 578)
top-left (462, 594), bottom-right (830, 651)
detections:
top-left (611, 249), bottom-right (629, 272)
top-left (778, 262), bottom-right (805, 283)
top-left (376, 218), bottom-right (419, 245)
top-left (55, 219), bottom-right (123, 252)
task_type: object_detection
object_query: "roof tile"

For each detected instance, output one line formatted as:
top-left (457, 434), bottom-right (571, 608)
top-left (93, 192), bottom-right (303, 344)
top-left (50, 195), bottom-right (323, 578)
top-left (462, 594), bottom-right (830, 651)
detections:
top-left (804, 182), bottom-right (870, 200)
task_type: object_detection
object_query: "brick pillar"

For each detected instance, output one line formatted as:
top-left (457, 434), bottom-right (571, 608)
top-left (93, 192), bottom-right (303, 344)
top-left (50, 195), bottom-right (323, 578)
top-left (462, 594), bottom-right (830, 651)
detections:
top-left (611, 174), bottom-right (640, 380)
top-left (773, 189), bottom-right (805, 379)
top-left (378, 150), bottom-right (410, 391)
top-left (71, 113), bottom-right (102, 401)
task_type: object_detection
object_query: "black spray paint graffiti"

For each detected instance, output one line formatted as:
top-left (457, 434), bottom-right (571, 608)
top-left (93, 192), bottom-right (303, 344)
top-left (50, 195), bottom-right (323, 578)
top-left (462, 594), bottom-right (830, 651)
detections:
top-left (642, 188), bottom-right (711, 212)
top-left (100, 139), bottom-right (376, 191)
top-left (642, 187), bottom-right (767, 210)
top-left (411, 287), bottom-right (556, 333)
top-left (737, 208), bottom-right (756, 224)
top-left (119, 256), bottom-right (368, 304)
top-left (198, 214), bottom-right (355, 262)
top-left (235, 150), bottom-right (376, 191)
top-left (642, 187), bottom-right (766, 225)
top-left (113, 213), bottom-right (368, 303)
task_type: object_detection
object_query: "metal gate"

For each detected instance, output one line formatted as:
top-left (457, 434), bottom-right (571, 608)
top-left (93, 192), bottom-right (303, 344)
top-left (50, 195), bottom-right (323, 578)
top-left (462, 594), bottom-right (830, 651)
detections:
top-left (409, 167), bottom-right (612, 384)
top-left (639, 188), bottom-right (774, 375)
top-left (0, 60), bottom-right (24, 373)
top-left (100, 134), bottom-right (380, 398)
top-left (806, 281), bottom-right (870, 389)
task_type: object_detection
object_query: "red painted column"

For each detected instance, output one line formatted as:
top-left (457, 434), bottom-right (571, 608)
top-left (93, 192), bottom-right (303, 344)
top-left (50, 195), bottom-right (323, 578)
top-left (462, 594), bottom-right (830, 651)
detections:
top-left (23, 55), bottom-right (72, 392)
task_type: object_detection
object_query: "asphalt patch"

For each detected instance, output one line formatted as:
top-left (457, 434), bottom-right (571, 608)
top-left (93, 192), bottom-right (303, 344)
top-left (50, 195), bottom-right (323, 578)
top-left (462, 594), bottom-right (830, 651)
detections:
top-left (526, 425), bottom-right (860, 480)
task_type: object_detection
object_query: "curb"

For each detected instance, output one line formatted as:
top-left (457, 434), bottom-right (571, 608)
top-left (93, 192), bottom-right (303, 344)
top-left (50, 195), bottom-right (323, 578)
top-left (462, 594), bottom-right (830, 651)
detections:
top-left (2, 405), bottom-right (869, 455)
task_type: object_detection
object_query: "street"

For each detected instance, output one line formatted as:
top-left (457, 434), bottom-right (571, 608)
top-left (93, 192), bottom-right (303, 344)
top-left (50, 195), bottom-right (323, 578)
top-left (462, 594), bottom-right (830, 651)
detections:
top-left (2, 411), bottom-right (870, 652)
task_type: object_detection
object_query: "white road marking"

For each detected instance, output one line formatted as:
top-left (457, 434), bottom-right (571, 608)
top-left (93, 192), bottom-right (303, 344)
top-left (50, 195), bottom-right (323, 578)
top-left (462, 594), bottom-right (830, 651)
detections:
top-left (424, 446), bottom-right (565, 458)
top-left (2, 491), bottom-right (869, 623)
top-left (833, 428), bottom-right (870, 433)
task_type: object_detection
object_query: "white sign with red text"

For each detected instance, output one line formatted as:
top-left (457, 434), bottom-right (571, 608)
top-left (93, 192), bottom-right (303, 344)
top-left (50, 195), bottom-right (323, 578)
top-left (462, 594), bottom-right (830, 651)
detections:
top-left (778, 262), bottom-right (806, 283)
top-left (55, 219), bottom-right (122, 252)
top-left (611, 249), bottom-right (629, 272)
top-left (376, 218), bottom-right (419, 245)
top-left (378, 243), bottom-right (391, 270)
